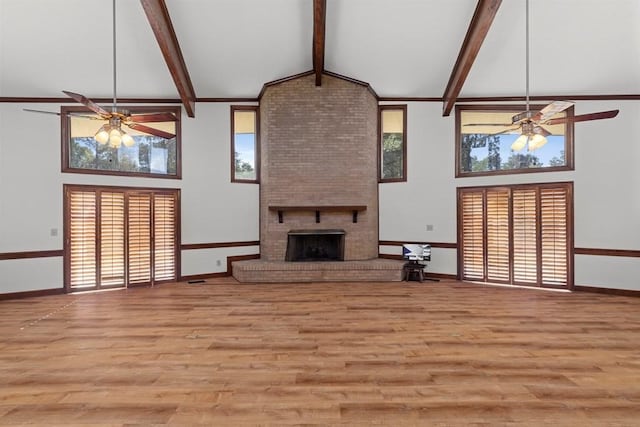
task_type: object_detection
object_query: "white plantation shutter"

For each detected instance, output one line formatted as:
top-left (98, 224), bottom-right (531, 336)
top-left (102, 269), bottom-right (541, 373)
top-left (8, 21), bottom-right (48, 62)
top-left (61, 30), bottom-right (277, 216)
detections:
top-left (512, 189), bottom-right (538, 284)
top-left (486, 190), bottom-right (510, 283)
top-left (128, 194), bottom-right (152, 285)
top-left (69, 190), bottom-right (97, 289)
top-left (153, 193), bottom-right (177, 281)
top-left (458, 183), bottom-right (571, 289)
top-left (461, 191), bottom-right (485, 280)
top-left (99, 192), bottom-right (125, 287)
top-left (66, 186), bottom-right (178, 291)
top-left (540, 187), bottom-right (568, 286)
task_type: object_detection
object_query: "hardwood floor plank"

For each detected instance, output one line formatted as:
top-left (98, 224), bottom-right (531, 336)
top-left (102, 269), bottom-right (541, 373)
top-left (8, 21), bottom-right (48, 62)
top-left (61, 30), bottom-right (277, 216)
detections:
top-left (0, 280), bottom-right (639, 425)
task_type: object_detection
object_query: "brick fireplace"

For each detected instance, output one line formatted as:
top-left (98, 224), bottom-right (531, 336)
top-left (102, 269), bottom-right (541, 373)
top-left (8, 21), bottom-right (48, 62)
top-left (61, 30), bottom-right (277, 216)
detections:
top-left (285, 229), bottom-right (345, 262)
top-left (260, 73), bottom-right (378, 261)
top-left (232, 73), bottom-right (402, 282)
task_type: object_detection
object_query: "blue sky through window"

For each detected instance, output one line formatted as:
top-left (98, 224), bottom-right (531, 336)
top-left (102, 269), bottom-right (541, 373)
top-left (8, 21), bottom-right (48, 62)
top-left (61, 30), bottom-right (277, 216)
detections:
top-left (470, 133), bottom-right (565, 166)
top-left (235, 133), bottom-right (255, 167)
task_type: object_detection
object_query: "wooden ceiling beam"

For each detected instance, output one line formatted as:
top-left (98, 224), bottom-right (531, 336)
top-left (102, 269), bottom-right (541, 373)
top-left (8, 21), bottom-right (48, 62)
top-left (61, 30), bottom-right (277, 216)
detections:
top-left (140, 0), bottom-right (196, 117)
top-left (313, 0), bottom-right (327, 86)
top-left (441, 0), bottom-right (502, 117)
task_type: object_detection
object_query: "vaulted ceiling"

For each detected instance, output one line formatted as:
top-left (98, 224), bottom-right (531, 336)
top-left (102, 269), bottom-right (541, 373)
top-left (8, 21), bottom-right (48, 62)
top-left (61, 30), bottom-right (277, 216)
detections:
top-left (1, 0), bottom-right (639, 113)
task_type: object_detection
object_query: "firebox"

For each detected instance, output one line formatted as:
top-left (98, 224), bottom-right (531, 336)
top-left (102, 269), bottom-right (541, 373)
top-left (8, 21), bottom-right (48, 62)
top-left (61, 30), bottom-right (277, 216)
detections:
top-left (285, 229), bottom-right (345, 262)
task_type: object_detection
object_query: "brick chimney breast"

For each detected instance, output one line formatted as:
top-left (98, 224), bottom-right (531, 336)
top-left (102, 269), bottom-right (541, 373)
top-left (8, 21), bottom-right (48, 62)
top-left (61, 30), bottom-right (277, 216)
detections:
top-left (260, 74), bottom-right (379, 261)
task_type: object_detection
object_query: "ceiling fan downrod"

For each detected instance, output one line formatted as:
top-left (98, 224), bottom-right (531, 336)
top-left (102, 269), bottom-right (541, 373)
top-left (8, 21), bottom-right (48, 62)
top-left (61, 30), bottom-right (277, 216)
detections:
top-left (112, 0), bottom-right (118, 114)
top-left (524, 0), bottom-right (530, 114)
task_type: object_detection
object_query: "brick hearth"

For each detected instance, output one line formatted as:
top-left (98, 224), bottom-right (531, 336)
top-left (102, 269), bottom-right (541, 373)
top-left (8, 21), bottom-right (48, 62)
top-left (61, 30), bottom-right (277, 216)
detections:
top-left (232, 259), bottom-right (404, 283)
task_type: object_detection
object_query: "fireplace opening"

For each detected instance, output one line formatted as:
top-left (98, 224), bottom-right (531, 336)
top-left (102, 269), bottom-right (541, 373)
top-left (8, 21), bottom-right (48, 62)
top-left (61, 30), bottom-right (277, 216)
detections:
top-left (285, 229), bottom-right (345, 262)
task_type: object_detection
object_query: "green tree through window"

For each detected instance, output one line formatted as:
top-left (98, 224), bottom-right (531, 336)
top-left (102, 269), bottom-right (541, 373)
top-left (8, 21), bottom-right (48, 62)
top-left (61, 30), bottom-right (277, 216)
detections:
top-left (380, 105), bottom-right (407, 182)
top-left (382, 133), bottom-right (403, 179)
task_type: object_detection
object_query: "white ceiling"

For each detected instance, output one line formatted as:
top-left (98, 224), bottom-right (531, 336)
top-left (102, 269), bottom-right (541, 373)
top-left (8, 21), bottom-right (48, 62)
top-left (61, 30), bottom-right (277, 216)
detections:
top-left (1, 0), bottom-right (639, 101)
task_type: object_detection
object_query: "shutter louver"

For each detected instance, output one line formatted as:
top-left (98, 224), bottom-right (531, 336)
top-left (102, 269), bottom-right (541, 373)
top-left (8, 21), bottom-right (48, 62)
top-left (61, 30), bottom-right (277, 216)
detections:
top-left (486, 190), bottom-right (510, 283)
top-left (99, 192), bottom-right (125, 287)
top-left (512, 189), bottom-right (538, 283)
top-left (461, 191), bottom-right (485, 280)
top-left (540, 187), bottom-right (568, 286)
top-left (128, 194), bottom-right (152, 285)
top-left (153, 193), bottom-right (176, 281)
top-left (69, 191), bottom-right (97, 289)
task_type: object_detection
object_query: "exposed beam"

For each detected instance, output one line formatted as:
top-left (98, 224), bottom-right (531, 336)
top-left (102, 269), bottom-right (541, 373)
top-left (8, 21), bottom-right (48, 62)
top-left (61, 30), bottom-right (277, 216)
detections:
top-left (441, 0), bottom-right (502, 117)
top-left (313, 0), bottom-right (327, 86)
top-left (140, 0), bottom-right (196, 117)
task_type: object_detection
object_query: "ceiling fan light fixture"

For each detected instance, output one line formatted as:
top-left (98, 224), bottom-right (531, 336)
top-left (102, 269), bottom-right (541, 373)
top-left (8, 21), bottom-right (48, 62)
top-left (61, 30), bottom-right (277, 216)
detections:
top-left (94, 124), bottom-right (110, 144)
top-left (109, 127), bottom-right (123, 147)
top-left (122, 132), bottom-right (135, 147)
top-left (528, 133), bottom-right (547, 151)
top-left (511, 134), bottom-right (528, 151)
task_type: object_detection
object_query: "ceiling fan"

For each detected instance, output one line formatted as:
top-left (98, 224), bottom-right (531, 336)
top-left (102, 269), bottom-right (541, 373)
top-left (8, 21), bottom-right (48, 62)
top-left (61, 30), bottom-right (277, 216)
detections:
top-left (464, 0), bottom-right (619, 152)
top-left (24, 0), bottom-right (177, 147)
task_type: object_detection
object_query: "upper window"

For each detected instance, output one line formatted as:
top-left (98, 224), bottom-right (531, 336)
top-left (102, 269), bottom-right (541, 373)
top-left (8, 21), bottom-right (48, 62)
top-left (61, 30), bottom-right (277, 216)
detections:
top-left (62, 106), bottom-right (181, 179)
top-left (455, 104), bottom-right (574, 177)
top-left (379, 105), bottom-right (407, 182)
top-left (231, 106), bottom-right (260, 183)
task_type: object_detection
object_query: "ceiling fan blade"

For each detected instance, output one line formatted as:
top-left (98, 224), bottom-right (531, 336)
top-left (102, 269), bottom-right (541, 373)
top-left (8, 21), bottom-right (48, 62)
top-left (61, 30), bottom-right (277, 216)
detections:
top-left (532, 100), bottom-right (574, 122)
top-left (533, 125), bottom-right (551, 137)
top-left (62, 90), bottom-right (111, 117)
top-left (23, 108), bottom-right (61, 116)
top-left (68, 113), bottom-right (106, 120)
top-left (476, 126), bottom-right (521, 145)
top-left (126, 123), bottom-right (176, 139)
top-left (463, 123), bottom-right (513, 127)
top-left (128, 112), bottom-right (178, 123)
top-left (511, 110), bottom-right (534, 124)
top-left (24, 109), bottom-right (105, 121)
top-left (544, 109), bottom-right (619, 125)
top-left (490, 126), bottom-right (522, 137)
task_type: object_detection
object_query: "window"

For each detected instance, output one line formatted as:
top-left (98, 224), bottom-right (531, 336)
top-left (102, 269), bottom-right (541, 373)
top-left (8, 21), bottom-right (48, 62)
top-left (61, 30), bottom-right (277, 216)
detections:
top-left (231, 106), bottom-right (259, 183)
top-left (458, 182), bottom-right (573, 289)
top-left (64, 185), bottom-right (180, 292)
top-left (62, 106), bottom-right (181, 178)
top-left (455, 105), bottom-right (574, 177)
top-left (379, 105), bottom-right (407, 182)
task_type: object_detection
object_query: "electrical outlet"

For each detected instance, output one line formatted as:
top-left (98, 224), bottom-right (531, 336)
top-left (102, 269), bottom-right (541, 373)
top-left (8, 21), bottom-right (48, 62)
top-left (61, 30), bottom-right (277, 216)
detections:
top-left (216, 260), bottom-right (222, 267)
top-left (426, 224), bottom-right (434, 231)
top-left (50, 228), bottom-right (58, 237)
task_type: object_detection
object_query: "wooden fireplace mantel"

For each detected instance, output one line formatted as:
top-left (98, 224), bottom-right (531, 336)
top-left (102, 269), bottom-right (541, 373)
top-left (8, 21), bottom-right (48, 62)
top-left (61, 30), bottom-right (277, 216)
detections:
top-left (268, 205), bottom-right (367, 224)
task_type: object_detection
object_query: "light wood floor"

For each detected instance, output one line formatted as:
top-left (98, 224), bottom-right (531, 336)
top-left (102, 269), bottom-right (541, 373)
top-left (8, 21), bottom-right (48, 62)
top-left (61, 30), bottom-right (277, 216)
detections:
top-left (1, 279), bottom-right (639, 426)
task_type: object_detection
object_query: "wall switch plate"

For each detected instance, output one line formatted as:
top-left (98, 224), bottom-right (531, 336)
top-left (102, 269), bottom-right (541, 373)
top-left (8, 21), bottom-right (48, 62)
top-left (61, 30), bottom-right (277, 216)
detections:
top-left (216, 260), bottom-right (222, 266)
top-left (426, 224), bottom-right (434, 231)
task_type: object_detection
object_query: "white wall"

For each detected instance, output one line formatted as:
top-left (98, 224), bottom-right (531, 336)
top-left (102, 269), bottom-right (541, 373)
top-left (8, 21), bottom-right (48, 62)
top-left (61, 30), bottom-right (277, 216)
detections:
top-left (378, 102), bottom-right (459, 275)
top-left (0, 102), bottom-right (259, 293)
top-left (379, 100), bottom-right (640, 290)
top-left (180, 104), bottom-right (259, 247)
top-left (2, 99), bottom-right (639, 293)
top-left (572, 101), bottom-right (640, 290)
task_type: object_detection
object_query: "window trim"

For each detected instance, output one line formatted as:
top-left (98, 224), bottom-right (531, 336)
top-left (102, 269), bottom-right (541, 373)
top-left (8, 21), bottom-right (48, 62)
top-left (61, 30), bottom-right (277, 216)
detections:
top-left (378, 104), bottom-right (407, 183)
top-left (455, 104), bottom-right (575, 178)
top-left (61, 105), bottom-right (182, 179)
top-left (230, 105), bottom-right (260, 184)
